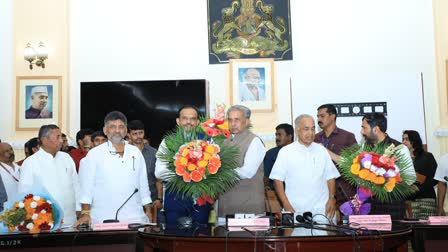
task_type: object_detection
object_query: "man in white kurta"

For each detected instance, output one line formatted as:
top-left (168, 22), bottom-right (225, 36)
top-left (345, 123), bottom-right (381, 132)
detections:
top-left (76, 111), bottom-right (152, 225)
top-left (78, 141), bottom-right (151, 223)
top-left (270, 114), bottom-right (340, 221)
top-left (19, 126), bottom-right (80, 227)
top-left (0, 142), bottom-right (21, 209)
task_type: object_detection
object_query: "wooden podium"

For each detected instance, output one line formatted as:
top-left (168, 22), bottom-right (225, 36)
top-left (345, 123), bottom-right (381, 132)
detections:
top-left (139, 224), bottom-right (411, 252)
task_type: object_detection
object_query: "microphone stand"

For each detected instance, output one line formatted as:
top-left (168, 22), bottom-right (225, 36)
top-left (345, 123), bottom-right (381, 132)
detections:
top-left (103, 188), bottom-right (139, 223)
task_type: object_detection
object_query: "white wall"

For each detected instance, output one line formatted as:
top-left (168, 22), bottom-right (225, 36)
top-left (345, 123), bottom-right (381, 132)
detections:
top-left (70, 0), bottom-right (439, 152)
top-left (0, 0), bottom-right (13, 143)
top-left (289, 0), bottom-right (437, 147)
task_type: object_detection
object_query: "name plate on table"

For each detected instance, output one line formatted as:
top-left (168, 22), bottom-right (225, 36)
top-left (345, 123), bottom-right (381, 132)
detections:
top-left (227, 218), bottom-right (270, 231)
top-left (349, 215), bottom-right (392, 231)
top-left (93, 222), bottom-right (129, 230)
top-left (428, 216), bottom-right (448, 224)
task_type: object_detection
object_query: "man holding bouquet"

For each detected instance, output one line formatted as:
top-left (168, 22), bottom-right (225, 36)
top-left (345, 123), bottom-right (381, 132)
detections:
top-left (360, 113), bottom-right (416, 219)
top-left (155, 105), bottom-right (212, 225)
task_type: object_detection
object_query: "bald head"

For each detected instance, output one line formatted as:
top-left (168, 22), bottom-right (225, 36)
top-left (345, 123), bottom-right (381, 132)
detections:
top-left (0, 143), bottom-right (15, 165)
top-left (294, 114), bottom-right (316, 147)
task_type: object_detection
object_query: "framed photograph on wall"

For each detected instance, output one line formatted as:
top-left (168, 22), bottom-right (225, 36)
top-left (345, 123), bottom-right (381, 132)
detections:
top-left (16, 76), bottom-right (62, 131)
top-left (229, 58), bottom-right (275, 112)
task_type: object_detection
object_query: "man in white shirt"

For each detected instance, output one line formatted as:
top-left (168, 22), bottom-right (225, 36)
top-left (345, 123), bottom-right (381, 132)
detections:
top-left (218, 105), bottom-right (266, 217)
top-left (434, 153), bottom-right (448, 215)
top-left (0, 142), bottom-right (20, 209)
top-left (19, 125), bottom-right (80, 226)
top-left (76, 111), bottom-right (152, 225)
top-left (270, 114), bottom-right (340, 222)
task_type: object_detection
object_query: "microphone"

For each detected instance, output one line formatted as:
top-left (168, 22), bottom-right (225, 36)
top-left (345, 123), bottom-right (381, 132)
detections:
top-left (296, 212), bottom-right (360, 233)
top-left (103, 188), bottom-right (139, 223)
top-left (444, 176), bottom-right (448, 182)
top-left (296, 211), bottom-right (314, 224)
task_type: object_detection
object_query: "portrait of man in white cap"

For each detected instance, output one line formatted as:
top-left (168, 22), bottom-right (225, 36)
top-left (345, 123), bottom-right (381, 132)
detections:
top-left (25, 85), bottom-right (53, 119)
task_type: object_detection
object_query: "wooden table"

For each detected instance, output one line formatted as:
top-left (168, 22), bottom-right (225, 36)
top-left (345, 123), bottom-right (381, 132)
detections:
top-left (408, 223), bottom-right (448, 252)
top-left (139, 223), bottom-right (412, 252)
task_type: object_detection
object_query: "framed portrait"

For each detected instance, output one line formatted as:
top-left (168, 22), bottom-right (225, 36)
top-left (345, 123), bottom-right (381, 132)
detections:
top-left (16, 76), bottom-right (62, 131)
top-left (229, 58), bottom-right (275, 112)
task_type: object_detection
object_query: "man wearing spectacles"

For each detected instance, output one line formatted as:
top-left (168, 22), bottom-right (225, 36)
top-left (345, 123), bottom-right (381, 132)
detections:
top-left (76, 111), bottom-right (152, 225)
top-left (155, 105), bottom-right (212, 225)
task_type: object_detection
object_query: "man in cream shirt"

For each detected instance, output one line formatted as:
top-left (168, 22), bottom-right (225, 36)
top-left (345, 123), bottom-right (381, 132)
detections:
top-left (76, 111), bottom-right (152, 225)
top-left (19, 125), bottom-right (80, 226)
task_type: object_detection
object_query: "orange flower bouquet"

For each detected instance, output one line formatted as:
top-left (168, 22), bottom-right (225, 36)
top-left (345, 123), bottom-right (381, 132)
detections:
top-left (0, 193), bottom-right (63, 233)
top-left (174, 140), bottom-right (222, 182)
top-left (158, 104), bottom-right (239, 202)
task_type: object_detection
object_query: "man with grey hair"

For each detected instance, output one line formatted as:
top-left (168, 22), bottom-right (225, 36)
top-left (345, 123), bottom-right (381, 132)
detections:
top-left (76, 111), bottom-right (152, 225)
top-left (19, 124), bottom-right (80, 226)
top-left (270, 114), bottom-right (340, 222)
top-left (218, 105), bottom-right (266, 217)
top-left (25, 86), bottom-right (52, 119)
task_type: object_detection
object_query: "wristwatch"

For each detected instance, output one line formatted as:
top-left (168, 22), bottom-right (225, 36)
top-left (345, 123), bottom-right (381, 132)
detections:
top-left (329, 194), bottom-right (336, 199)
top-left (156, 198), bottom-right (163, 203)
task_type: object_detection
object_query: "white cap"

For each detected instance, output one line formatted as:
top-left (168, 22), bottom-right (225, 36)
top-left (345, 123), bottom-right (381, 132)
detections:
top-left (31, 86), bottom-right (48, 94)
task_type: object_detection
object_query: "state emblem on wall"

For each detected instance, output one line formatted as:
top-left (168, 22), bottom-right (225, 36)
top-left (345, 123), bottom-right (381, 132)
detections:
top-left (207, 0), bottom-right (293, 64)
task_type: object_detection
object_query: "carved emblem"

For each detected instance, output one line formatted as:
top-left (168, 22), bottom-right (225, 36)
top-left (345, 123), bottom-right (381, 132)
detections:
top-left (210, 0), bottom-right (290, 61)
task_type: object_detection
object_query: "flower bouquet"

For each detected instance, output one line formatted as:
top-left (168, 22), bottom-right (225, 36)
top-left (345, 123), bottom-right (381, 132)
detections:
top-left (0, 193), bottom-right (63, 233)
top-left (338, 143), bottom-right (415, 215)
top-left (158, 104), bottom-right (239, 203)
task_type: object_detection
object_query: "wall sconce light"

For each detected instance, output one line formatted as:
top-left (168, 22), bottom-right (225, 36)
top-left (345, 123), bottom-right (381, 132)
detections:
top-left (24, 42), bottom-right (48, 70)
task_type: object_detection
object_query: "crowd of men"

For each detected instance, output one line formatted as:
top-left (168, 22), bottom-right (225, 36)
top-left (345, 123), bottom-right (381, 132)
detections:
top-left (1, 103), bottom-right (448, 226)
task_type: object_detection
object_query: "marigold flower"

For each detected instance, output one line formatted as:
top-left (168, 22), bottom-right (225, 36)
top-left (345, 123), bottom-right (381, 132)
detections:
top-left (384, 180), bottom-right (396, 192)
top-left (350, 163), bottom-right (361, 175)
top-left (358, 169), bottom-right (370, 179)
